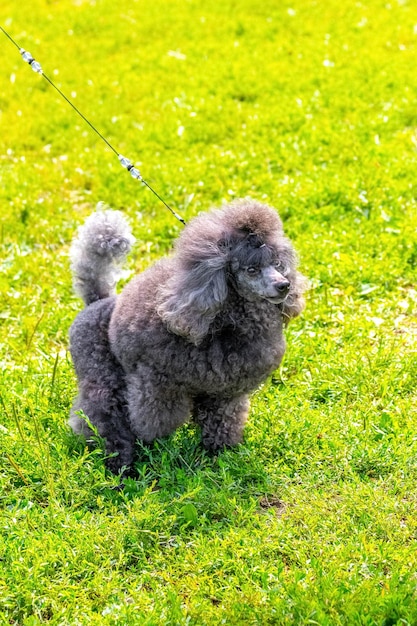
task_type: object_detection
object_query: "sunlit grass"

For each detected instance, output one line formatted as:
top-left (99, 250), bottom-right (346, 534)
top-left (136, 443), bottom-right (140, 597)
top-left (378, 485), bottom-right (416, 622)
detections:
top-left (1, 0), bottom-right (417, 623)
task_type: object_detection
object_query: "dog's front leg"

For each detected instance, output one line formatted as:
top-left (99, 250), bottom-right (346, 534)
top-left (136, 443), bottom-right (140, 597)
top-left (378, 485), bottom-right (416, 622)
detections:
top-left (192, 394), bottom-right (250, 451)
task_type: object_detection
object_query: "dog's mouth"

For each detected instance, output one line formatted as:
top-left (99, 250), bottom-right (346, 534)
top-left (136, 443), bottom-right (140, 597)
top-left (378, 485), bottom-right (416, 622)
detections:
top-left (264, 293), bottom-right (289, 305)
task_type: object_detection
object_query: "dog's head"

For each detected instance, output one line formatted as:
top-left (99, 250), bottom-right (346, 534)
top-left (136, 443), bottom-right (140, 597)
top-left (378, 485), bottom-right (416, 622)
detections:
top-left (225, 231), bottom-right (293, 305)
top-left (157, 199), bottom-right (305, 344)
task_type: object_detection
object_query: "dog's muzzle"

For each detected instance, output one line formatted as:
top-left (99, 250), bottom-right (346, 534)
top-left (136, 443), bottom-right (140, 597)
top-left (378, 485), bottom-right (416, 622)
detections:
top-left (264, 268), bottom-right (291, 304)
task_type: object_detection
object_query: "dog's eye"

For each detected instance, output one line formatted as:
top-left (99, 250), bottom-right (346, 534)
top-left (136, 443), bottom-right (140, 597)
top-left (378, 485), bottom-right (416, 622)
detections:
top-left (246, 267), bottom-right (260, 276)
top-left (274, 261), bottom-right (287, 273)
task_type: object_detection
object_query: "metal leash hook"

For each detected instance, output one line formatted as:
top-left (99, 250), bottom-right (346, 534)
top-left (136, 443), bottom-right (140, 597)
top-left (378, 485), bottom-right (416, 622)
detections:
top-left (118, 155), bottom-right (186, 225)
top-left (1, 25), bottom-right (186, 226)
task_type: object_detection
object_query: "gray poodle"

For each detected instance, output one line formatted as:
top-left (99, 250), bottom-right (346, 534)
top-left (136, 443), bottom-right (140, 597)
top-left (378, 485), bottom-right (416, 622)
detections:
top-left (69, 199), bottom-right (306, 474)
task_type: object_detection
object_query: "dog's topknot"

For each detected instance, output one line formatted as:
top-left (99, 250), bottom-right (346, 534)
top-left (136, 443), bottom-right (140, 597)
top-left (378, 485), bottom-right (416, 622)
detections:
top-left (173, 198), bottom-right (284, 267)
top-left (218, 198), bottom-right (284, 237)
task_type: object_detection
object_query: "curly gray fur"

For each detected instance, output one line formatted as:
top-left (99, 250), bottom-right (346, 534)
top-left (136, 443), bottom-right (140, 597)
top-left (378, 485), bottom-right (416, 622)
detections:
top-left (70, 207), bottom-right (135, 305)
top-left (69, 199), bottom-right (306, 474)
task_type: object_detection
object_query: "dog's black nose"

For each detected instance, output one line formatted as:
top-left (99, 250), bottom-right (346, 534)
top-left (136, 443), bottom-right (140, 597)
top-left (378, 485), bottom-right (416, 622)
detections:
top-left (274, 280), bottom-right (290, 296)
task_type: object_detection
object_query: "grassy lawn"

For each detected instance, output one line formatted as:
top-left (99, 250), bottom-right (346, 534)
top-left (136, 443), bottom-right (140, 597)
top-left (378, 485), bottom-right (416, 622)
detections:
top-left (1, 0), bottom-right (417, 623)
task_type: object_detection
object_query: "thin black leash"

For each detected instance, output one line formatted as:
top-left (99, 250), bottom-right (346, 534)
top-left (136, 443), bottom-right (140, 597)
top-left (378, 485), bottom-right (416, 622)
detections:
top-left (1, 25), bottom-right (186, 226)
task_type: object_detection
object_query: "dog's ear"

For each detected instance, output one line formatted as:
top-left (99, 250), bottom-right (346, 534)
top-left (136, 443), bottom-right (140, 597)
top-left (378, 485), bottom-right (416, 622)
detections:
top-left (157, 254), bottom-right (228, 345)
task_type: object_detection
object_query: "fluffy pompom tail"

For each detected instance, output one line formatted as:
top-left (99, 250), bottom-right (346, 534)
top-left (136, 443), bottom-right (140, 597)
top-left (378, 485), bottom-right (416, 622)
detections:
top-left (70, 206), bottom-right (135, 306)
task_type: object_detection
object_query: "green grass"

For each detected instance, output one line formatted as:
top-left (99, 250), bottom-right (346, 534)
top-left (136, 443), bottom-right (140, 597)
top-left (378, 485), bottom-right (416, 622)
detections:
top-left (1, 0), bottom-right (417, 623)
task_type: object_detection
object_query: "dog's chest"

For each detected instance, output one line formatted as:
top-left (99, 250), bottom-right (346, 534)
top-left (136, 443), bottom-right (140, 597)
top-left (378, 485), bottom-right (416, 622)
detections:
top-left (168, 318), bottom-right (285, 394)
